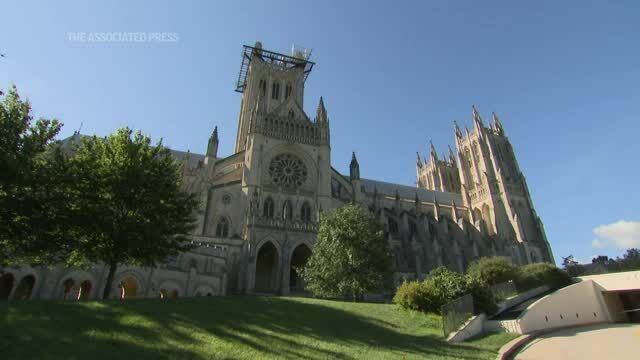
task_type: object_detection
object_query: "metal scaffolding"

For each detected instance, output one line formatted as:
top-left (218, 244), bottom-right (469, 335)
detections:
top-left (235, 45), bottom-right (315, 93)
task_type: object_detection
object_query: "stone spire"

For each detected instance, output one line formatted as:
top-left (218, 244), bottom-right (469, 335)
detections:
top-left (448, 145), bottom-right (456, 165)
top-left (472, 105), bottom-right (485, 139)
top-left (206, 126), bottom-right (219, 158)
top-left (492, 112), bottom-right (504, 136)
top-left (454, 120), bottom-right (463, 139)
top-left (349, 152), bottom-right (360, 180)
top-left (429, 140), bottom-right (438, 162)
top-left (416, 152), bottom-right (423, 168)
top-left (315, 96), bottom-right (328, 123)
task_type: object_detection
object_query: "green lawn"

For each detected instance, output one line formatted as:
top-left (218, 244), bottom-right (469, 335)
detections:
top-left (0, 296), bottom-right (515, 359)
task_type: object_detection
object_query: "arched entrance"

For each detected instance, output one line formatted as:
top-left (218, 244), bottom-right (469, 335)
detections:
top-left (78, 281), bottom-right (92, 300)
top-left (255, 241), bottom-right (279, 293)
top-left (13, 275), bottom-right (35, 300)
top-left (62, 278), bottom-right (75, 300)
top-left (0, 273), bottom-right (14, 299)
top-left (119, 276), bottom-right (138, 299)
top-left (289, 244), bottom-right (311, 292)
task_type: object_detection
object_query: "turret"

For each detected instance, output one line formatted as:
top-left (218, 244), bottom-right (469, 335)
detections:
top-left (448, 145), bottom-right (456, 165)
top-left (429, 140), bottom-right (438, 162)
top-left (492, 112), bottom-right (504, 136)
top-left (472, 105), bottom-right (484, 138)
top-left (206, 126), bottom-right (219, 159)
top-left (349, 152), bottom-right (360, 180)
top-left (315, 96), bottom-right (328, 123)
top-left (454, 120), bottom-right (463, 140)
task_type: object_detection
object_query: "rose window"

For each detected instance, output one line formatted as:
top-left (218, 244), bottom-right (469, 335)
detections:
top-left (269, 154), bottom-right (307, 190)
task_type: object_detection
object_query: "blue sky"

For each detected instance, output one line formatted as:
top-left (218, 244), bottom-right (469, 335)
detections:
top-left (2, 1), bottom-right (639, 264)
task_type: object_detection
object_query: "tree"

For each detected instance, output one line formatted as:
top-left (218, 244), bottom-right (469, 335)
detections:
top-left (69, 128), bottom-right (199, 299)
top-left (0, 86), bottom-right (72, 266)
top-left (466, 256), bottom-right (520, 286)
top-left (561, 254), bottom-right (583, 277)
top-left (299, 204), bottom-right (393, 301)
top-left (619, 248), bottom-right (640, 271)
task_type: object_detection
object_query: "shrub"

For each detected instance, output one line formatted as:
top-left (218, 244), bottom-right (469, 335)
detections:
top-left (516, 263), bottom-right (572, 291)
top-left (466, 256), bottom-right (520, 286)
top-left (394, 267), bottom-right (498, 315)
top-left (393, 281), bottom-right (426, 312)
top-left (465, 276), bottom-right (498, 315)
top-left (429, 266), bottom-right (468, 300)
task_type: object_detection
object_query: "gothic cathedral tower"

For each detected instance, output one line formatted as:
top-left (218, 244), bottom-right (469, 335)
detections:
top-left (234, 42), bottom-right (332, 294)
top-left (454, 106), bottom-right (553, 264)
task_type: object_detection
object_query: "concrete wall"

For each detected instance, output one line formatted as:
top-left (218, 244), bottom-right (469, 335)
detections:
top-left (447, 314), bottom-right (487, 343)
top-left (518, 280), bottom-right (609, 334)
top-left (579, 270), bottom-right (640, 291)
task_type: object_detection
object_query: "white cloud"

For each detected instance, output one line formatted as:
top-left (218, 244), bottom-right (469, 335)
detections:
top-left (591, 220), bottom-right (640, 250)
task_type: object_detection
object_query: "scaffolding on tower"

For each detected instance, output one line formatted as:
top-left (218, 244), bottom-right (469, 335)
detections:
top-left (235, 44), bottom-right (315, 93)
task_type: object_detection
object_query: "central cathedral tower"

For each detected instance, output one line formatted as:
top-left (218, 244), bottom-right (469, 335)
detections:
top-left (233, 42), bottom-right (331, 295)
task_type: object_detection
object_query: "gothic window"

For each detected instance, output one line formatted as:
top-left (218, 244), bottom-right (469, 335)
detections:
top-left (282, 200), bottom-right (293, 220)
top-left (269, 153), bottom-right (308, 190)
top-left (285, 84), bottom-right (292, 99)
top-left (263, 197), bottom-right (274, 218)
top-left (409, 221), bottom-right (417, 239)
top-left (301, 202), bottom-right (312, 222)
top-left (215, 217), bottom-right (229, 237)
top-left (288, 110), bottom-right (294, 119)
top-left (271, 82), bottom-right (280, 100)
top-left (259, 79), bottom-right (266, 97)
top-left (388, 217), bottom-right (399, 234)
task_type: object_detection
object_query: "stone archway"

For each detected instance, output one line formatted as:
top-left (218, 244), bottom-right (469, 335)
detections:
top-left (255, 241), bottom-right (279, 293)
top-left (119, 276), bottom-right (138, 299)
top-left (13, 275), bottom-right (35, 300)
top-left (78, 280), bottom-right (92, 300)
top-left (289, 244), bottom-right (311, 292)
top-left (0, 273), bottom-right (14, 300)
top-left (62, 278), bottom-right (75, 300)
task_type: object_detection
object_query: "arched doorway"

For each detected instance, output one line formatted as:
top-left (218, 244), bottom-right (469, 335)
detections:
top-left (13, 275), bottom-right (35, 300)
top-left (78, 281), bottom-right (92, 300)
top-left (119, 276), bottom-right (138, 299)
top-left (62, 278), bottom-right (75, 300)
top-left (255, 241), bottom-right (279, 293)
top-left (0, 273), bottom-right (14, 299)
top-left (289, 244), bottom-right (311, 292)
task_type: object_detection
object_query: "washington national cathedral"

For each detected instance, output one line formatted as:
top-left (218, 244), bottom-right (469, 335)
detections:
top-left (0, 42), bottom-right (554, 301)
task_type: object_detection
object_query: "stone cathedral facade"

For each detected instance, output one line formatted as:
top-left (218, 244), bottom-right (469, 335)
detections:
top-left (0, 42), bottom-right (553, 301)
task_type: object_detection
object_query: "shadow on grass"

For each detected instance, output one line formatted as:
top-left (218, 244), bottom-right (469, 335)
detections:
top-left (0, 296), bottom-right (503, 360)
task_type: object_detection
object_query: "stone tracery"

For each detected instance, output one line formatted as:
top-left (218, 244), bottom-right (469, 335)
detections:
top-left (269, 153), bottom-right (307, 190)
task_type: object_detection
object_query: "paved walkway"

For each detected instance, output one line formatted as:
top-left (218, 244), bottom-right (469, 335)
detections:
top-left (515, 323), bottom-right (640, 359)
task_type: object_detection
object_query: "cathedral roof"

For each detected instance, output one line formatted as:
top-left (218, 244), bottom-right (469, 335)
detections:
top-left (360, 178), bottom-right (463, 205)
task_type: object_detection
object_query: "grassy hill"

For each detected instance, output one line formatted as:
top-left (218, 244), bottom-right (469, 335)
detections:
top-left (0, 296), bottom-right (514, 359)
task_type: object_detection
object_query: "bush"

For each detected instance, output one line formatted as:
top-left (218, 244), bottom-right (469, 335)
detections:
top-left (393, 281), bottom-right (426, 312)
top-left (466, 256), bottom-right (520, 286)
top-left (393, 267), bottom-right (497, 315)
top-left (429, 267), bottom-right (468, 300)
top-left (465, 276), bottom-right (498, 315)
top-left (516, 263), bottom-right (572, 291)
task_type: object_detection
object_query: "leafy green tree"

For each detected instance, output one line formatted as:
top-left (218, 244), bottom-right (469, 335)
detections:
top-left (69, 128), bottom-right (199, 299)
top-left (516, 263), bottom-right (572, 291)
top-left (299, 204), bottom-right (393, 301)
top-left (561, 255), bottom-right (584, 277)
top-left (0, 86), bottom-right (72, 266)
top-left (466, 256), bottom-right (520, 286)
top-left (393, 267), bottom-right (497, 315)
top-left (619, 248), bottom-right (640, 271)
